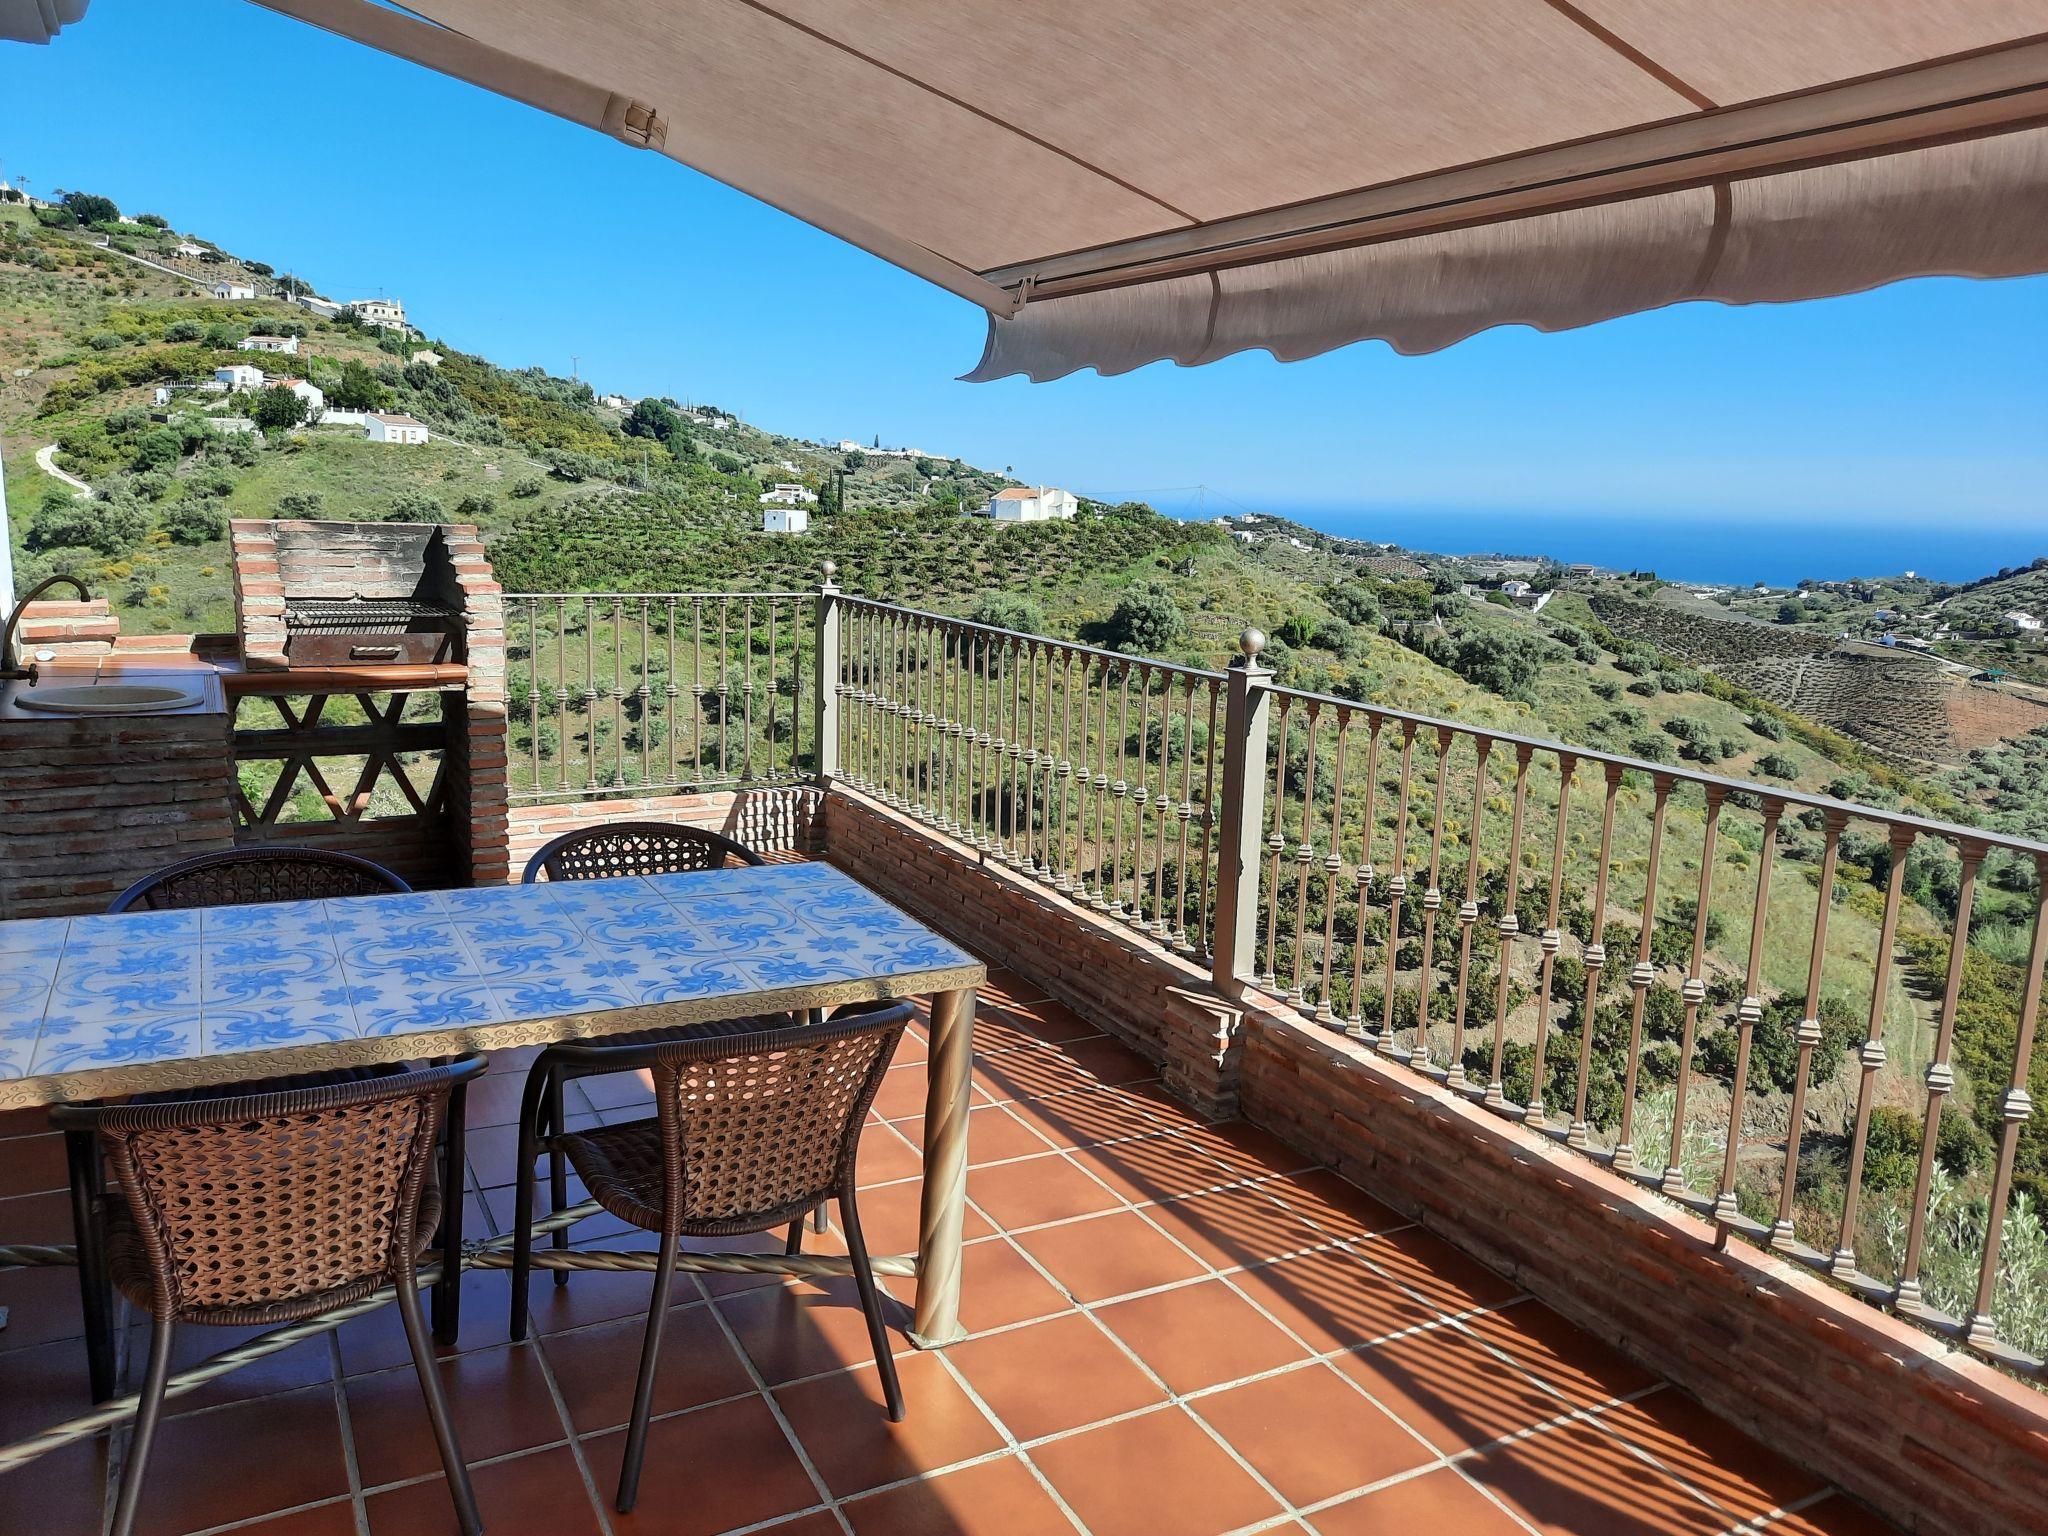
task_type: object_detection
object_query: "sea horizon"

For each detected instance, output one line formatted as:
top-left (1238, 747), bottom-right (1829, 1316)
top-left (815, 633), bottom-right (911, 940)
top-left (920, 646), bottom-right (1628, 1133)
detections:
top-left (1219, 503), bottom-right (2046, 589)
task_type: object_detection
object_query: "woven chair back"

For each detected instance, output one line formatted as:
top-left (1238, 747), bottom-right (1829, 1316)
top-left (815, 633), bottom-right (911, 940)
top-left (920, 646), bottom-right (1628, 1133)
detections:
top-left (651, 1005), bottom-right (909, 1231)
top-left (111, 848), bottom-right (409, 912)
top-left (59, 1060), bottom-right (479, 1318)
top-left (525, 821), bottom-right (764, 883)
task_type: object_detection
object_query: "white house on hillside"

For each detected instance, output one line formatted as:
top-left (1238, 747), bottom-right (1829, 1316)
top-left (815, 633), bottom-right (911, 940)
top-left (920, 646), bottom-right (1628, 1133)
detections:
top-left (409, 350), bottom-right (443, 368)
top-left (172, 241), bottom-right (206, 258)
top-left (296, 295), bottom-right (342, 320)
top-left (239, 334), bottom-right (299, 355)
top-left (982, 485), bottom-right (1079, 522)
top-left (760, 483), bottom-right (818, 506)
top-left (211, 280), bottom-right (255, 300)
top-left (761, 506), bottom-right (810, 534)
top-left (1501, 579), bottom-right (1532, 598)
top-left (598, 393), bottom-right (630, 410)
top-left (350, 297), bottom-right (408, 332)
top-left (268, 377), bottom-right (325, 413)
top-left (214, 363), bottom-right (264, 391)
top-left (2004, 610), bottom-right (2043, 634)
top-left (365, 412), bottom-right (431, 445)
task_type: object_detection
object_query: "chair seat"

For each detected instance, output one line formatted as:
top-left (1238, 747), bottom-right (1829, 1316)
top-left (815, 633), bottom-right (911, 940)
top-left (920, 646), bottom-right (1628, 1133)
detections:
top-left (105, 1169), bottom-right (444, 1327)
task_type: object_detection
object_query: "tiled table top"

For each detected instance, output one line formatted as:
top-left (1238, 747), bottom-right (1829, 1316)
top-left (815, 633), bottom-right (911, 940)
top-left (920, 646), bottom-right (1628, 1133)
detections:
top-left (0, 863), bottom-right (982, 1105)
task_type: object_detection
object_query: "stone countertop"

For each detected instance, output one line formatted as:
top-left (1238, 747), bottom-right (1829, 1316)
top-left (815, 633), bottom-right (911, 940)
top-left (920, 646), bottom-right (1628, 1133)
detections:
top-left (0, 660), bottom-right (228, 723)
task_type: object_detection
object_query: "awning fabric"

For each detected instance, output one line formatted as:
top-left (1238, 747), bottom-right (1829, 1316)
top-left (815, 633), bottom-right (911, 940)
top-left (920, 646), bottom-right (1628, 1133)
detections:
top-left (180, 4), bottom-right (2048, 372)
top-left (0, 0), bottom-right (87, 45)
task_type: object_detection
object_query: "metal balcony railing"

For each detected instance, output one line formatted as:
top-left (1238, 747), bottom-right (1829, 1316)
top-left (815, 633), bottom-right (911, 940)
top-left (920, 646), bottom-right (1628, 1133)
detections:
top-left (518, 575), bottom-right (2048, 1382)
top-left (503, 592), bottom-right (815, 802)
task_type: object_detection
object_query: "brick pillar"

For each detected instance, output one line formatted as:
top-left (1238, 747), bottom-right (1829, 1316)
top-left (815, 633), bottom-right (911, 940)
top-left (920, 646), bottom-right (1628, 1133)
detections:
top-left (228, 520), bottom-right (286, 669)
top-left (444, 524), bottom-right (510, 886)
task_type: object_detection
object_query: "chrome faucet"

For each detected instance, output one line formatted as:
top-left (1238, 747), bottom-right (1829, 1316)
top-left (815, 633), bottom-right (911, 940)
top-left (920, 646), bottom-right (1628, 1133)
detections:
top-left (1, 574), bottom-right (90, 687)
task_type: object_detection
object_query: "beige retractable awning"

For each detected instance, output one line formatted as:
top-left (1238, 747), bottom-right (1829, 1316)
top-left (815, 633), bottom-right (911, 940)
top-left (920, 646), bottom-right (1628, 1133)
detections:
top-left (244, 2), bottom-right (2048, 377)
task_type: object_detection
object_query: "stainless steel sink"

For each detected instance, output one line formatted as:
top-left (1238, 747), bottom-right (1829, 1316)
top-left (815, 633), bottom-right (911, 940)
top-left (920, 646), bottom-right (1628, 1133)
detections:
top-left (14, 684), bottom-right (204, 714)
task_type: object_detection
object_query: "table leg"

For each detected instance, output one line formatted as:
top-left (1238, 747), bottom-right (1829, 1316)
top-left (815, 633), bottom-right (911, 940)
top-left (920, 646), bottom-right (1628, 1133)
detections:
top-left (433, 1078), bottom-right (469, 1346)
top-left (64, 1129), bottom-right (117, 1403)
top-left (910, 985), bottom-right (975, 1348)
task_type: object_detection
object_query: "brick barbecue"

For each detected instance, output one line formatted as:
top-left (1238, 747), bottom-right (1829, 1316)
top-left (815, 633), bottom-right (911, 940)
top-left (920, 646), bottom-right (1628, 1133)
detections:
top-left (229, 519), bottom-right (476, 671)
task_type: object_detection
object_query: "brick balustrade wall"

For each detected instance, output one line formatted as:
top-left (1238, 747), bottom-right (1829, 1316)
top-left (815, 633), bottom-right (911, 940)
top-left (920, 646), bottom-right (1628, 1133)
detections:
top-left (227, 520), bottom-right (286, 669)
top-left (505, 787), bottom-right (822, 881)
top-left (818, 787), bottom-right (2048, 1536)
top-left (444, 524), bottom-right (509, 887)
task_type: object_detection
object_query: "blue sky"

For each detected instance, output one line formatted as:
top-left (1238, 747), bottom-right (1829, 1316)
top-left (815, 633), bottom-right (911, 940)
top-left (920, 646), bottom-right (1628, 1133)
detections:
top-left (4, 0), bottom-right (2045, 548)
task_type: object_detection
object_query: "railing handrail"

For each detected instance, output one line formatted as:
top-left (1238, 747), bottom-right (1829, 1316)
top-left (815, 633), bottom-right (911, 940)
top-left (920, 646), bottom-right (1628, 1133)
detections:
top-left (503, 590), bottom-right (812, 601)
top-left (839, 594), bottom-right (1230, 684)
top-left (1257, 675), bottom-right (2048, 860)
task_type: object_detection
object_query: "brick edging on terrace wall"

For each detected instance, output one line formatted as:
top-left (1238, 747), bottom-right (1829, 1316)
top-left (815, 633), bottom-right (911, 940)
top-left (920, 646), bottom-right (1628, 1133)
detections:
top-left (818, 787), bottom-right (2048, 1536)
top-left (1240, 1014), bottom-right (2048, 1536)
top-left (503, 787), bottom-right (822, 880)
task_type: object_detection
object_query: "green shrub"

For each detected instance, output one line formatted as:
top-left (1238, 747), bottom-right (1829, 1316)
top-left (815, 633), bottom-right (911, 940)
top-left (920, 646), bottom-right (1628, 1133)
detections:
top-left (159, 500), bottom-right (228, 545)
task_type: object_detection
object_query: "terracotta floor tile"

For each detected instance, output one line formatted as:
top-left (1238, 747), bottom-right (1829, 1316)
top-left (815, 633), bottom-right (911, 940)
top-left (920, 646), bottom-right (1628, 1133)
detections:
top-left (1096, 1278), bottom-right (1310, 1394)
top-left (954, 1237), bottom-right (1072, 1333)
top-left (754, 1515), bottom-right (844, 1536)
top-left (1015, 1209), bottom-right (1209, 1303)
top-left (894, 1102), bottom-right (1061, 1169)
top-left (841, 1452), bottom-right (1077, 1536)
top-left (0, 1440), bottom-right (109, 1536)
top-left (717, 1276), bottom-right (912, 1386)
top-left (0, 1264), bottom-right (93, 1354)
top-left (346, 1342), bottom-right (569, 1488)
top-left (1030, 1406), bottom-right (1281, 1536)
top-left (972, 1045), bottom-right (1103, 1104)
top-left (1769, 1493), bottom-right (1908, 1536)
top-left (575, 1065), bottom-right (659, 1111)
top-left (1465, 1301), bottom-right (1658, 1407)
top-left (582, 1394), bottom-right (823, 1536)
top-left (366, 1446), bottom-right (604, 1536)
top-left (1140, 1182), bottom-right (1327, 1269)
top-left (1311, 1467), bottom-right (1529, 1536)
top-left (977, 968), bottom-right (1051, 1009)
top-left (1351, 1225), bottom-right (1520, 1313)
top-left (1225, 1248), bottom-right (1440, 1351)
top-left (854, 1122), bottom-right (924, 1188)
top-left (1065, 1132), bottom-right (1242, 1203)
top-left (874, 1062), bottom-right (937, 1121)
top-left (1193, 1362), bottom-right (1433, 1506)
top-left (979, 996), bottom-right (1099, 1046)
top-left (1261, 1169), bottom-right (1406, 1240)
top-left (970, 1152), bottom-right (1123, 1229)
top-left (1172, 1119), bottom-right (1316, 1179)
top-left (0, 1131), bottom-right (67, 1198)
top-left (1057, 1037), bottom-right (1156, 1089)
top-left (1334, 1325), bottom-right (1567, 1453)
top-left (0, 1336), bottom-right (105, 1441)
top-left (1598, 1391), bottom-right (1828, 1524)
top-left (132, 1383), bottom-right (351, 1536)
top-left (854, 1178), bottom-right (996, 1256)
top-left (1463, 1419), bottom-right (1724, 1536)
top-left (774, 1352), bottom-right (1004, 1497)
top-left (153, 1318), bottom-right (336, 1413)
top-left (1002, 1084), bottom-right (1171, 1149)
top-left (227, 1502), bottom-right (364, 1535)
top-left (947, 1312), bottom-right (1165, 1442)
top-left (0, 1189), bottom-right (75, 1244)
top-left (336, 1265), bottom-right (525, 1374)
top-left (544, 1304), bottom-right (754, 1435)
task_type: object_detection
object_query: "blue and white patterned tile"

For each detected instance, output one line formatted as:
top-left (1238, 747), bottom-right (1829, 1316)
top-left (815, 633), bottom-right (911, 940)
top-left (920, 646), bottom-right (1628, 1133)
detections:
top-left (0, 916), bottom-right (70, 955)
top-left (335, 920), bottom-right (481, 977)
top-left (30, 1011), bottom-right (205, 1076)
top-left (539, 878), bottom-right (678, 933)
top-left (203, 935), bottom-right (342, 986)
top-left (0, 949), bottom-right (60, 1022)
top-left (439, 900), bottom-right (583, 956)
top-left (318, 891), bottom-right (454, 943)
top-left (581, 914), bottom-right (723, 956)
top-left (631, 956), bottom-right (764, 1004)
top-left (464, 925), bottom-right (586, 976)
top-left (63, 909), bottom-right (203, 949)
top-left (203, 1001), bottom-right (359, 1055)
top-left (203, 962), bottom-right (371, 1016)
top-left (353, 977), bottom-right (506, 1036)
top-left (201, 900), bottom-right (340, 944)
top-left (50, 945), bottom-right (202, 1017)
top-left (488, 962), bottom-right (642, 1020)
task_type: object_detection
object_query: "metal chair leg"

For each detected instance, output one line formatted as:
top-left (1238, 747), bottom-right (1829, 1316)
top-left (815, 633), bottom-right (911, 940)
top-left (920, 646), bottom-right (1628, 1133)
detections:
top-left (509, 1060), bottom-right (554, 1343)
top-left (397, 1272), bottom-right (483, 1536)
top-left (615, 1225), bottom-right (681, 1514)
top-left (63, 1129), bottom-right (117, 1404)
top-left (107, 1317), bottom-right (175, 1536)
top-left (547, 1072), bottom-right (571, 1289)
top-left (839, 1186), bottom-right (904, 1422)
top-left (785, 1219), bottom-right (804, 1255)
top-left (433, 1079), bottom-right (469, 1346)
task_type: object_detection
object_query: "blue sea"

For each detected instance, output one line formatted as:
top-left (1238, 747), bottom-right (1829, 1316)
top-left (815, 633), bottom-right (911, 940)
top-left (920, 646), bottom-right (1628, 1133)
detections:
top-left (1248, 505), bottom-right (2044, 588)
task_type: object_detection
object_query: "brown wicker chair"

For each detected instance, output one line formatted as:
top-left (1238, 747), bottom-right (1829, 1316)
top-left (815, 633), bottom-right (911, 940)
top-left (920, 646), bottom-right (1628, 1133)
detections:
top-left (64, 849), bottom-right (421, 1404)
top-left (509, 1001), bottom-right (915, 1513)
top-left (108, 846), bottom-right (411, 911)
top-left (53, 1057), bottom-right (488, 1536)
top-left (518, 820), bottom-right (764, 884)
top-left (516, 821), bottom-right (773, 1288)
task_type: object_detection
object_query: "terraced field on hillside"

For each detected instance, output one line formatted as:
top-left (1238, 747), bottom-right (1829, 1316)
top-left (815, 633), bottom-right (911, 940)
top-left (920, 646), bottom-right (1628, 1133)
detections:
top-left (1590, 593), bottom-right (1832, 670)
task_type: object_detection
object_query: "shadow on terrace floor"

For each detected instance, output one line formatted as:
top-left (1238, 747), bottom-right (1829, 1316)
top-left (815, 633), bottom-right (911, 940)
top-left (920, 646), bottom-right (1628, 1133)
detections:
top-left (0, 960), bottom-right (1901, 1536)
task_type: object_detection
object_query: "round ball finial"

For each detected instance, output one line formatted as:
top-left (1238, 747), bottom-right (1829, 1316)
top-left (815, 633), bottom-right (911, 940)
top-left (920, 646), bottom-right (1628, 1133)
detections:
top-left (1239, 626), bottom-right (1267, 658)
top-left (821, 560), bottom-right (838, 581)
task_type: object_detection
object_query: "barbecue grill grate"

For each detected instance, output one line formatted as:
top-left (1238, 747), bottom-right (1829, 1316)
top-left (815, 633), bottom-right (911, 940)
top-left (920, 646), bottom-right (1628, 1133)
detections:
top-left (284, 598), bottom-right (463, 631)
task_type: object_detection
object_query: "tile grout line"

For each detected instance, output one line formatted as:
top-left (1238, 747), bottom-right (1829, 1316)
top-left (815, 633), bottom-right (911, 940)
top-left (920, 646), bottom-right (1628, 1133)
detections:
top-left (325, 1329), bottom-right (374, 1536)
